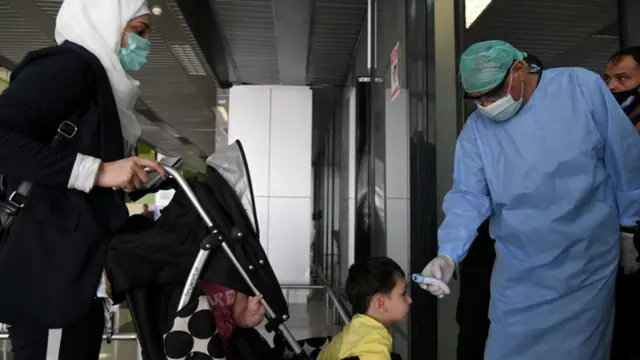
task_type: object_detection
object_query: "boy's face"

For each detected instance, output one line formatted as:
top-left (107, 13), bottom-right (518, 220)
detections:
top-left (373, 276), bottom-right (412, 326)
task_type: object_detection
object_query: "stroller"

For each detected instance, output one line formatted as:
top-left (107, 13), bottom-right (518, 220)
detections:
top-left (106, 140), bottom-right (325, 360)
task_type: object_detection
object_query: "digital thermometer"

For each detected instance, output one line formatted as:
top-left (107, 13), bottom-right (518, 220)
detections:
top-left (411, 274), bottom-right (451, 294)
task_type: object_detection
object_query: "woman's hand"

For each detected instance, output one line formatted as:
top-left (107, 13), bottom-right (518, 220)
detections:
top-left (95, 156), bottom-right (166, 192)
top-left (233, 293), bottom-right (266, 328)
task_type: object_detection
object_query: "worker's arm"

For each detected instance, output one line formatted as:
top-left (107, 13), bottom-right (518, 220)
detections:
top-left (437, 119), bottom-right (492, 264)
top-left (587, 70), bottom-right (640, 226)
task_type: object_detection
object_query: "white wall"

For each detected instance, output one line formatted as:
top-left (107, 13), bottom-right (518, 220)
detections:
top-left (228, 85), bottom-right (313, 303)
top-left (384, 89), bottom-right (409, 273)
top-left (385, 88), bottom-right (411, 359)
top-left (337, 87), bottom-right (357, 287)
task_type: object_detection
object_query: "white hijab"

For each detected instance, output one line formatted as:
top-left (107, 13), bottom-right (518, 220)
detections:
top-left (54, 0), bottom-right (150, 154)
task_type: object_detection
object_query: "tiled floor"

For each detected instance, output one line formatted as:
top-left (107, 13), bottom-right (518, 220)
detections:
top-left (0, 300), bottom-right (342, 360)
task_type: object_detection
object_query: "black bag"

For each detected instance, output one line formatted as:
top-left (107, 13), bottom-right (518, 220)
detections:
top-left (0, 119), bottom-right (79, 237)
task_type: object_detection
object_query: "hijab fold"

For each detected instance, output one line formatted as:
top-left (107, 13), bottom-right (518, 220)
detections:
top-left (55, 0), bottom-right (150, 154)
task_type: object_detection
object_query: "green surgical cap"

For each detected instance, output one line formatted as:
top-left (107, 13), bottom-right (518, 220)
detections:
top-left (459, 40), bottom-right (527, 94)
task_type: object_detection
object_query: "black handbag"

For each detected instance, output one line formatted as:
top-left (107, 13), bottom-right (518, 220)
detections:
top-left (0, 119), bottom-right (79, 237)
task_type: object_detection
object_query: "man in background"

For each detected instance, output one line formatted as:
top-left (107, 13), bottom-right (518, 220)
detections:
top-left (606, 47), bottom-right (640, 124)
top-left (604, 46), bottom-right (640, 360)
top-left (140, 204), bottom-right (154, 219)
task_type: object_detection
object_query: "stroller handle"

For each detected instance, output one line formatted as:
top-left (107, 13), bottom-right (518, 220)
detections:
top-left (161, 166), bottom-right (258, 304)
top-left (160, 166), bottom-right (307, 356)
top-left (162, 166), bottom-right (214, 229)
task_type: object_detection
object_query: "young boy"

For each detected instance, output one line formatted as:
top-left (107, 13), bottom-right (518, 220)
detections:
top-left (317, 257), bottom-right (411, 360)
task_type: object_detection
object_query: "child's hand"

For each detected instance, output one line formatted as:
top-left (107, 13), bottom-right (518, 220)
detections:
top-left (242, 294), bottom-right (266, 328)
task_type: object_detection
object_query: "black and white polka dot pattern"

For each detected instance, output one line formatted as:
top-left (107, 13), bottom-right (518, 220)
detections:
top-left (164, 296), bottom-right (226, 360)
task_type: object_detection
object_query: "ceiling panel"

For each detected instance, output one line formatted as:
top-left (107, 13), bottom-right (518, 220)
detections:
top-left (579, 38), bottom-right (619, 74)
top-left (0, 0), bottom-right (220, 170)
top-left (0, 2), bottom-right (52, 63)
top-left (209, 0), bottom-right (366, 87)
top-left (466, 0), bottom-right (618, 70)
top-left (211, 0), bottom-right (280, 85)
top-left (307, 0), bottom-right (366, 86)
top-left (167, 1), bottom-right (216, 80)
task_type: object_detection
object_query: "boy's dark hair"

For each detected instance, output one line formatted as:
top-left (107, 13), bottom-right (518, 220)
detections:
top-left (609, 47), bottom-right (640, 66)
top-left (345, 257), bottom-right (405, 315)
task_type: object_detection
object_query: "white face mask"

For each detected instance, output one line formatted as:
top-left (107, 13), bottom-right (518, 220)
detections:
top-left (477, 72), bottom-right (524, 122)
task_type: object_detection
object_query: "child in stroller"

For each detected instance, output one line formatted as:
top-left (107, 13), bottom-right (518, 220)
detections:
top-left (200, 282), bottom-right (266, 353)
top-left (106, 141), bottom-right (336, 360)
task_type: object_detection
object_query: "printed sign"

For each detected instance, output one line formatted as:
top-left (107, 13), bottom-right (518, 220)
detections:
top-left (390, 42), bottom-right (400, 102)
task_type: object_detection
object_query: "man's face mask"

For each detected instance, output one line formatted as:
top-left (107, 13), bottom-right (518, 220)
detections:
top-left (120, 33), bottom-right (151, 72)
top-left (476, 68), bottom-right (524, 122)
top-left (612, 86), bottom-right (640, 116)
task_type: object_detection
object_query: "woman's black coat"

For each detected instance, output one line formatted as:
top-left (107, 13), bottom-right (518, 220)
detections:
top-left (0, 41), bottom-right (129, 328)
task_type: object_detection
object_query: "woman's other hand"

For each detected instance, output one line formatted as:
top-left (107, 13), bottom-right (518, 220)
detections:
top-left (96, 156), bottom-right (166, 192)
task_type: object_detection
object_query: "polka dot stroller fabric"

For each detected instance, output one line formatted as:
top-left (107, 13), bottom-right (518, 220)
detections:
top-left (164, 296), bottom-right (226, 360)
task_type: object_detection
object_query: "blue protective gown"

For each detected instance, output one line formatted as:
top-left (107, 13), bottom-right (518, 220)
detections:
top-left (438, 67), bottom-right (640, 360)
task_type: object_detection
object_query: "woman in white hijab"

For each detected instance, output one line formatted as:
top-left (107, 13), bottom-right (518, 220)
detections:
top-left (55, 0), bottom-right (155, 162)
top-left (0, 1), bottom-right (166, 359)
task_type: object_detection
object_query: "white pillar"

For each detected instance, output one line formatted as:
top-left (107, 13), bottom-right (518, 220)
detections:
top-left (228, 86), bottom-right (313, 303)
top-left (338, 88), bottom-right (357, 286)
top-left (384, 88), bottom-right (409, 273)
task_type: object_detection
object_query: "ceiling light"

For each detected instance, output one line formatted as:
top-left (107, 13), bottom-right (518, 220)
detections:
top-left (140, 124), bottom-right (160, 131)
top-left (152, 5), bottom-right (163, 16)
top-left (466, 0), bottom-right (492, 28)
top-left (217, 106), bottom-right (228, 122)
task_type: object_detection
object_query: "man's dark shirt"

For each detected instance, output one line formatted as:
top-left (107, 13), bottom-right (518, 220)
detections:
top-left (610, 109), bottom-right (640, 360)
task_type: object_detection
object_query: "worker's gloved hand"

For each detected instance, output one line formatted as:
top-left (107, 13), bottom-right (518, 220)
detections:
top-left (420, 255), bottom-right (455, 298)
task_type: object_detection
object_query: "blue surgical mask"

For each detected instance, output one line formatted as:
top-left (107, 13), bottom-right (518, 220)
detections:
top-left (120, 33), bottom-right (151, 72)
top-left (477, 71), bottom-right (524, 122)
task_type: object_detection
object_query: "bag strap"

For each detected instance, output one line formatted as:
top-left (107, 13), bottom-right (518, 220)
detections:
top-left (7, 118), bottom-right (79, 208)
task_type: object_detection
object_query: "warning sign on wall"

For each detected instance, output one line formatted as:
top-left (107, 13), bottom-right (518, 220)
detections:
top-left (390, 41), bottom-right (400, 102)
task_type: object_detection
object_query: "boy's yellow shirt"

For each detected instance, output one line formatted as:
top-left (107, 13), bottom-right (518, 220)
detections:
top-left (317, 314), bottom-right (392, 360)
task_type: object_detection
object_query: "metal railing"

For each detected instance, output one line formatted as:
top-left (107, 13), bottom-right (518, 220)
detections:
top-left (280, 282), bottom-right (350, 325)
